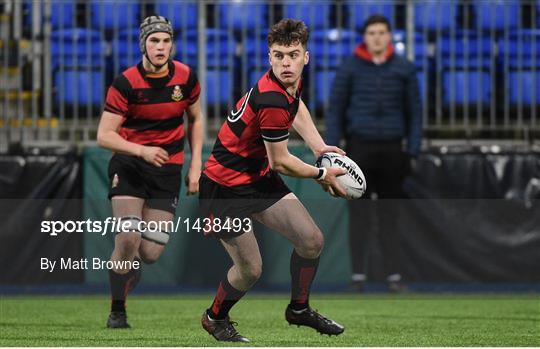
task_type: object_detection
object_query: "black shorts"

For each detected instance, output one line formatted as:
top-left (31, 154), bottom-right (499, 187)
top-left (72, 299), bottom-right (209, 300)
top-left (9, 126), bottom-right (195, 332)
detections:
top-left (199, 170), bottom-right (291, 239)
top-left (108, 154), bottom-right (182, 214)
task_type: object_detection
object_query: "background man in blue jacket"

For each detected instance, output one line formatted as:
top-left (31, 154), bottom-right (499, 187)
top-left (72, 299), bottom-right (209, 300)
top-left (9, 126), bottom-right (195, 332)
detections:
top-left (325, 14), bottom-right (422, 292)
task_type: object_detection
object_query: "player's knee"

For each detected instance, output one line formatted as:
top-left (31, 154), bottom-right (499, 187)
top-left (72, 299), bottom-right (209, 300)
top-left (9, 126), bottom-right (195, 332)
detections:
top-left (115, 234), bottom-right (140, 257)
top-left (140, 252), bottom-right (160, 264)
top-left (139, 244), bottom-right (164, 264)
top-left (300, 231), bottom-right (324, 258)
top-left (239, 263), bottom-right (262, 284)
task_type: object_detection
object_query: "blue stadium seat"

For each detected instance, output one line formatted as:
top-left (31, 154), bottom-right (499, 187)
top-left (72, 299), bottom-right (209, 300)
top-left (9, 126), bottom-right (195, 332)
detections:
top-left (310, 29), bottom-right (357, 68)
top-left (206, 70), bottom-right (232, 105)
top-left (51, 29), bottom-right (104, 69)
top-left (218, 1), bottom-right (267, 30)
top-left (508, 71), bottom-right (540, 105)
top-left (414, 1), bottom-right (457, 32)
top-left (199, 27), bottom-right (236, 105)
top-left (114, 28), bottom-right (139, 70)
top-left (51, 1), bottom-right (76, 29)
top-left (413, 37), bottom-right (431, 68)
top-left (315, 69), bottom-right (336, 105)
top-left (248, 66), bottom-right (270, 87)
top-left (392, 30), bottom-right (406, 56)
top-left (155, 1), bottom-right (197, 30)
top-left (500, 31), bottom-right (540, 106)
top-left (204, 29), bottom-right (237, 68)
top-left (244, 31), bottom-right (269, 73)
top-left (24, 0), bottom-right (76, 29)
top-left (499, 30), bottom-right (540, 69)
top-left (90, 1), bottom-right (140, 31)
top-left (443, 71), bottom-right (490, 105)
top-left (54, 68), bottom-right (104, 106)
top-left (346, 0), bottom-right (395, 30)
top-left (475, 0), bottom-right (520, 31)
top-left (283, 2), bottom-right (331, 29)
top-left (439, 33), bottom-right (492, 69)
top-left (174, 29), bottom-right (198, 67)
top-left (174, 31), bottom-right (198, 67)
top-left (179, 29), bottom-right (235, 69)
top-left (244, 31), bottom-right (268, 60)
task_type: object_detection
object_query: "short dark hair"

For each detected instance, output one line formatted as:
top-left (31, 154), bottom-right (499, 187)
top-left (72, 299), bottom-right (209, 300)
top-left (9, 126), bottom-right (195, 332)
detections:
top-left (361, 14), bottom-right (392, 34)
top-left (268, 18), bottom-right (309, 48)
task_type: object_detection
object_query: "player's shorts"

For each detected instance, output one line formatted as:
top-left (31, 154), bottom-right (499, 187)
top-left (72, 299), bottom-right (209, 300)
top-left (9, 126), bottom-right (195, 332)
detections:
top-left (108, 154), bottom-right (182, 214)
top-left (199, 170), bottom-right (291, 239)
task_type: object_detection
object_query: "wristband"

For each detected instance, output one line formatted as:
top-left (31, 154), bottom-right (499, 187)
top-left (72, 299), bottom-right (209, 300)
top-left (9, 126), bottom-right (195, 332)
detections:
top-left (314, 167), bottom-right (327, 181)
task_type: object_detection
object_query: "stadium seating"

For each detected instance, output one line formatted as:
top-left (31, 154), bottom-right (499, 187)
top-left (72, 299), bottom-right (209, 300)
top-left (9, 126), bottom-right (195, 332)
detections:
top-left (90, 1), bottom-right (140, 31)
top-left (475, 0), bottom-right (520, 31)
top-left (203, 29), bottom-right (236, 104)
top-left (50, 1), bottom-right (76, 29)
top-left (174, 31), bottom-right (199, 68)
top-left (508, 71), bottom-right (540, 105)
top-left (155, 0), bottom-right (198, 31)
top-left (206, 70), bottom-right (232, 105)
top-left (500, 30), bottom-right (540, 69)
top-left (310, 29), bottom-right (357, 67)
top-left (283, 2), bottom-right (332, 29)
top-left (248, 66), bottom-right (269, 87)
top-left (244, 32), bottom-right (269, 63)
top-left (217, 1), bottom-right (268, 30)
top-left (50, 29), bottom-right (104, 69)
top-left (310, 29), bottom-right (356, 105)
top-left (438, 33), bottom-right (493, 69)
top-left (114, 28), bottom-right (140, 71)
top-left (414, 1), bottom-right (457, 32)
top-left (413, 33), bottom-right (432, 67)
top-left (23, 0), bottom-right (76, 29)
top-left (54, 67), bottom-right (104, 107)
top-left (499, 30), bottom-right (540, 105)
top-left (346, 0), bottom-right (395, 31)
top-left (443, 70), bottom-right (491, 105)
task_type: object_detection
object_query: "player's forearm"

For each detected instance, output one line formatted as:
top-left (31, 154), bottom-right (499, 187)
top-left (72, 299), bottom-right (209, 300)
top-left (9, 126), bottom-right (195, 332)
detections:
top-left (270, 153), bottom-right (319, 179)
top-left (97, 130), bottom-right (144, 157)
top-left (187, 118), bottom-right (203, 168)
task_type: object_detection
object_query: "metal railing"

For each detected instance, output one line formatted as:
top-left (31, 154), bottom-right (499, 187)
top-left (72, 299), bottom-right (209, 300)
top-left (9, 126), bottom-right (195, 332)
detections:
top-left (1, 0), bottom-right (540, 151)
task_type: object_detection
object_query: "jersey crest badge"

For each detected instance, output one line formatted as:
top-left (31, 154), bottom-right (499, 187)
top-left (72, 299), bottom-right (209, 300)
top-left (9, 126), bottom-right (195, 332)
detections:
top-left (171, 85), bottom-right (183, 101)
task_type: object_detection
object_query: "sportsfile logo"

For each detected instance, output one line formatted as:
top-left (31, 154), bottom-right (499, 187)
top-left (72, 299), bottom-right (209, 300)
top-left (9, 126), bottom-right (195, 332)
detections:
top-left (41, 217), bottom-right (253, 236)
top-left (41, 217), bottom-right (172, 237)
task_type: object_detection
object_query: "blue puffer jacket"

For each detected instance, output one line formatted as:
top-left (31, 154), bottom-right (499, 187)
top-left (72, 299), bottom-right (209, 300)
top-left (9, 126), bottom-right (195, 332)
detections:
top-left (325, 43), bottom-right (422, 156)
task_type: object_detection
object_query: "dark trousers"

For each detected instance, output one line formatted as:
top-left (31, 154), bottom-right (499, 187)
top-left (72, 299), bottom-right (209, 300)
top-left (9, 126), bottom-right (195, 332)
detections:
top-left (346, 138), bottom-right (410, 280)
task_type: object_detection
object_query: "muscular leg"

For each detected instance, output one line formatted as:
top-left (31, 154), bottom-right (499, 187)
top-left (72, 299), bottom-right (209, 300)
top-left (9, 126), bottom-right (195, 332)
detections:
top-left (201, 229), bottom-right (259, 342)
top-left (110, 196), bottom-right (144, 273)
top-left (108, 196), bottom-right (144, 320)
top-left (207, 229), bottom-right (262, 320)
top-left (252, 193), bottom-right (344, 335)
top-left (252, 193), bottom-right (323, 310)
top-left (252, 193), bottom-right (323, 258)
top-left (139, 206), bottom-right (174, 264)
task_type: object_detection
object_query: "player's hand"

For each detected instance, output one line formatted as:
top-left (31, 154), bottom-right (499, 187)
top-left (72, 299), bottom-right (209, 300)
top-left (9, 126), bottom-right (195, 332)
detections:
top-left (318, 167), bottom-right (347, 198)
top-left (140, 146), bottom-right (169, 167)
top-left (317, 181), bottom-right (336, 197)
top-left (315, 144), bottom-right (346, 158)
top-left (185, 166), bottom-right (201, 196)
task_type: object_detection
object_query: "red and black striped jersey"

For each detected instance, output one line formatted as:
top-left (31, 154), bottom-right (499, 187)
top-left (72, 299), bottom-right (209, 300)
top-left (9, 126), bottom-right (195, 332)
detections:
top-left (104, 60), bottom-right (200, 165)
top-left (204, 69), bottom-right (302, 187)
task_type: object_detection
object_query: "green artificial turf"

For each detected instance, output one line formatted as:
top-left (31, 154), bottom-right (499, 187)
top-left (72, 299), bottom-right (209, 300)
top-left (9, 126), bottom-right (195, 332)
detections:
top-left (1, 294), bottom-right (538, 346)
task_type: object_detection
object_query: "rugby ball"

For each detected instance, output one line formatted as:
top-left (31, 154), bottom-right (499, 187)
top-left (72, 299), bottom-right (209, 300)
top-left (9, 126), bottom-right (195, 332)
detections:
top-left (316, 152), bottom-right (366, 200)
